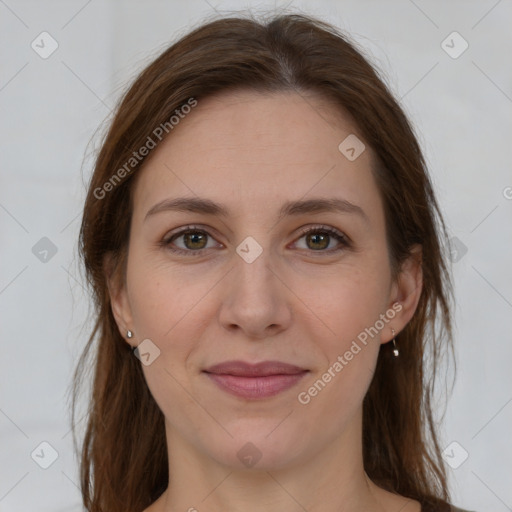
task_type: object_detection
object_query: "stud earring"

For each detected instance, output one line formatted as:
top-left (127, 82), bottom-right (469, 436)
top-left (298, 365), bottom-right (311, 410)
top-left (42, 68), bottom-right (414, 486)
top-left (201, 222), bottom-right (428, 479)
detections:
top-left (126, 330), bottom-right (133, 339)
top-left (391, 328), bottom-right (399, 357)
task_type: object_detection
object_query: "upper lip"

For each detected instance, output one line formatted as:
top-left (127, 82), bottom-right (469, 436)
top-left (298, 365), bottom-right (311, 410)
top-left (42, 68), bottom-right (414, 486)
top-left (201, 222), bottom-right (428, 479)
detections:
top-left (204, 360), bottom-right (308, 377)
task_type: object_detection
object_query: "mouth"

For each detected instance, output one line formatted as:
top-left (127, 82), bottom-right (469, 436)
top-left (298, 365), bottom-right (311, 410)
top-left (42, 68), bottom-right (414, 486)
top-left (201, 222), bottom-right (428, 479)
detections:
top-left (203, 360), bottom-right (309, 399)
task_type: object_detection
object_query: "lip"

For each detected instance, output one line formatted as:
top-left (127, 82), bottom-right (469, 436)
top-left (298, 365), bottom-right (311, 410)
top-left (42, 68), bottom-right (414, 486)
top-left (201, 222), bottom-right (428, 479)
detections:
top-left (205, 360), bottom-right (307, 377)
top-left (203, 360), bottom-right (309, 399)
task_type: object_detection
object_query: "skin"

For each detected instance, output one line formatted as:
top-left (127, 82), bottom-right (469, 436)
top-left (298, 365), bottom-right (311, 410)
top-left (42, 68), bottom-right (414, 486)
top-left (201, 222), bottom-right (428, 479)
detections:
top-left (108, 90), bottom-right (423, 512)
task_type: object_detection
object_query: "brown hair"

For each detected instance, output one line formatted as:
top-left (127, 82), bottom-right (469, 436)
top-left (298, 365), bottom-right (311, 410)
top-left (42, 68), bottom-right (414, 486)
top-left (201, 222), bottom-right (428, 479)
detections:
top-left (74, 11), bottom-right (454, 512)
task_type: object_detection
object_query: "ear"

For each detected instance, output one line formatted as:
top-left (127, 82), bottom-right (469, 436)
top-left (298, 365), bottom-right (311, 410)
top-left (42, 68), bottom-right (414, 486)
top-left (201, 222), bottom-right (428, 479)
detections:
top-left (381, 244), bottom-right (423, 344)
top-left (104, 252), bottom-right (136, 347)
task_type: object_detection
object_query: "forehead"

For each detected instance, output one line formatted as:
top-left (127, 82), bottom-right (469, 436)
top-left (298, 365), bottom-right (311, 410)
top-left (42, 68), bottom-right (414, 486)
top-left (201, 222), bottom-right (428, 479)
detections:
top-left (131, 90), bottom-right (381, 221)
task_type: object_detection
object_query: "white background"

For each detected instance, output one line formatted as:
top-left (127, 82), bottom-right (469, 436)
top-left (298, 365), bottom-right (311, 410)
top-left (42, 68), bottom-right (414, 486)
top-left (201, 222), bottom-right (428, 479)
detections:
top-left (1, 1), bottom-right (511, 511)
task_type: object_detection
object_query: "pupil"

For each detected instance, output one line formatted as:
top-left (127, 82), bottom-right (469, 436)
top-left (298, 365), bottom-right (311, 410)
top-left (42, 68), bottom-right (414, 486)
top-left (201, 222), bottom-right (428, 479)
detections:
top-left (185, 232), bottom-right (206, 249)
top-left (308, 233), bottom-right (328, 250)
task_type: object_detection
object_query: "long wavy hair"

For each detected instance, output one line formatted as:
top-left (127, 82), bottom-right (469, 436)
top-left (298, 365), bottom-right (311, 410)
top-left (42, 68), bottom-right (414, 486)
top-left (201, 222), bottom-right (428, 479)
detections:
top-left (73, 11), bottom-right (454, 512)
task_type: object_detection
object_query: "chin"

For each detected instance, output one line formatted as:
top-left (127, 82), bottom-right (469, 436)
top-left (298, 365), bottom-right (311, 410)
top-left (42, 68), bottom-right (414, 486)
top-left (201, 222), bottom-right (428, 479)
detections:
top-left (204, 428), bottom-right (307, 472)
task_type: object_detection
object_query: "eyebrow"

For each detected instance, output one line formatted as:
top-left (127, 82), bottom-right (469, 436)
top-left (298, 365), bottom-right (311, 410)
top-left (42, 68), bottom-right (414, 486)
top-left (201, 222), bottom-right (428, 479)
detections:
top-left (144, 196), bottom-right (369, 224)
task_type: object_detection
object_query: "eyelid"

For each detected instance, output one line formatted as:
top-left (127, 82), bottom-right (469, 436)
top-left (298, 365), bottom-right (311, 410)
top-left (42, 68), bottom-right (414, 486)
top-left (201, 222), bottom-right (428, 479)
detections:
top-left (161, 224), bottom-right (224, 255)
top-left (290, 225), bottom-right (350, 253)
top-left (293, 224), bottom-right (349, 243)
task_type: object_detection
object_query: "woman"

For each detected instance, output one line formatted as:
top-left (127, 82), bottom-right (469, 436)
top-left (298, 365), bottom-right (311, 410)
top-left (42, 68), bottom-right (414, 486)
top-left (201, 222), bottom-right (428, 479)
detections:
top-left (73, 12), bottom-right (474, 512)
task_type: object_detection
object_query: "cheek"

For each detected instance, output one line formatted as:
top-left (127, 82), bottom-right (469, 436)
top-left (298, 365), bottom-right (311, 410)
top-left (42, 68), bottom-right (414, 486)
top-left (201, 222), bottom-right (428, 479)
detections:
top-left (292, 257), bottom-right (391, 348)
top-left (293, 268), bottom-right (386, 433)
top-left (127, 242), bottom-right (209, 328)
top-left (125, 252), bottom-right (233, 389)
top-left (291, 255), bottom-right (390, 405)
top-left (125, 257), bottom-right (212, 421)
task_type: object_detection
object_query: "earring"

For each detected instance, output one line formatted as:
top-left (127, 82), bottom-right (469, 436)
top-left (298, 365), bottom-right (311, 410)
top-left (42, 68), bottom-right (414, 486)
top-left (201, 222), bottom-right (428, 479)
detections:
top-left (126, 330), bottom-right (133, 339)
top-left (391, 328), bottom-right (399, 357)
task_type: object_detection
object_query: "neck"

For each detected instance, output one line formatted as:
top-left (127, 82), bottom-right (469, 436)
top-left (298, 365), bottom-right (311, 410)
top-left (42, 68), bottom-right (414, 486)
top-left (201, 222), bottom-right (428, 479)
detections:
top-left (153, 411), bottom-right (394, 512)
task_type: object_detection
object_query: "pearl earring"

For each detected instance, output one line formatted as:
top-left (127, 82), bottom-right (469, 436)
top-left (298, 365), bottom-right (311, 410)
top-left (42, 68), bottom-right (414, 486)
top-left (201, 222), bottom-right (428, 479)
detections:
top-left (126, 330), bottom-right (133, 339)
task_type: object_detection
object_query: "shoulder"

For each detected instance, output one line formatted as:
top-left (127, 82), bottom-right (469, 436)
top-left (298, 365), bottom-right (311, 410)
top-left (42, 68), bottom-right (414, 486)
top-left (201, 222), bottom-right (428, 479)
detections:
top-left (450, 507), bottom-right (476, 512)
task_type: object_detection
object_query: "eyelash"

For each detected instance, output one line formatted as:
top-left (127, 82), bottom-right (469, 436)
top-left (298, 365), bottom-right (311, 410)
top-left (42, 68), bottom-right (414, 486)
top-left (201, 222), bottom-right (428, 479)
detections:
top-left (160, 224), bottom-right (351, 257)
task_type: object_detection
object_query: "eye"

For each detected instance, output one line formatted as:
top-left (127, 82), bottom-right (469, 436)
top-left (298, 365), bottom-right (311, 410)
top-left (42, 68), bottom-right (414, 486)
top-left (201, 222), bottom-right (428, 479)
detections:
top-left (160, 224), bottom-right (350, 257)
top-left (161, 226), bottom-right (221, 256)
top-left (292, 226), bottom-right (350, 253)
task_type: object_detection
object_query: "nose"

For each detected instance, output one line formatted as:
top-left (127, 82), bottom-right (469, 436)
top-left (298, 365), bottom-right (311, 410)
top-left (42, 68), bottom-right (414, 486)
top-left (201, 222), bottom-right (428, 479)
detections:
top-left (218, 247), bottom-right (292, 340)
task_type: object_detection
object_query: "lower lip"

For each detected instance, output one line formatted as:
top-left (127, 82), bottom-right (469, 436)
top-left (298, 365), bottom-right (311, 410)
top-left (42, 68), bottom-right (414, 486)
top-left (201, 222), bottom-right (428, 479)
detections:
top-left (204, 372), bottom-right (308, 399)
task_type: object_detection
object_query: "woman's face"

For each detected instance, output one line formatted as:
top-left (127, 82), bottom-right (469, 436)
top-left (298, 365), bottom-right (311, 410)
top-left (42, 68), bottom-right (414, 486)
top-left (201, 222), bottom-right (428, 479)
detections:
top-left (109, 90), bottom-right (420, 470)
